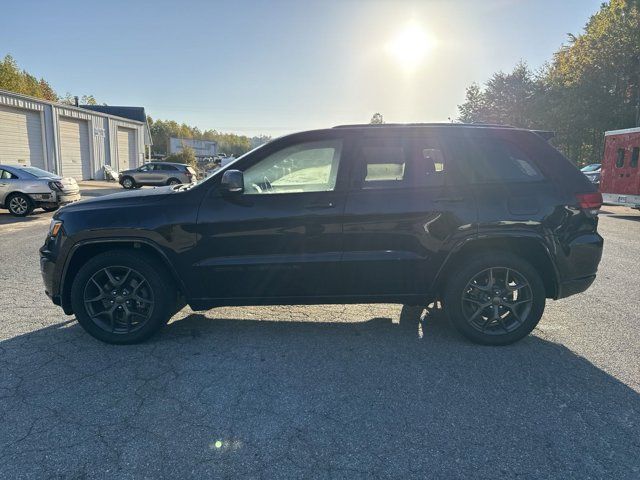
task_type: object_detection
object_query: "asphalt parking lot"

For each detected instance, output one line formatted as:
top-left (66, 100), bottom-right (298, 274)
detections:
top-left (0, 194), bottom-right (639, 479)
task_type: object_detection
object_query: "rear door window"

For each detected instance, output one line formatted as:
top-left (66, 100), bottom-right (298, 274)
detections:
top-left (357, 135), bottom-right (407, 189)
top-left (0, 169), bottom-right (17, 179)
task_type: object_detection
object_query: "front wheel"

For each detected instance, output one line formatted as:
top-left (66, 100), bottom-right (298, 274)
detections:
top-left (7, 193), bottom-right (34, 216)
top-left (121, 177), bottom-right (135, 189)
top-left (443, 253), bottom-right (546, 345)
top-left (70, 250), bottom-right (177, 344)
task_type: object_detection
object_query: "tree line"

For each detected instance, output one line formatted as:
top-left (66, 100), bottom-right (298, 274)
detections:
top-left (147, 118), bottom-right (270, 158)
top-left (0, 54), bottom-right (269, 158)
top-left (458, 0), bottom-right (640, 166)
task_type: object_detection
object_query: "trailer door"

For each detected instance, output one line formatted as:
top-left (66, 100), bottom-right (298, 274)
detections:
top-left (601, 133), bottom-right (640, 196)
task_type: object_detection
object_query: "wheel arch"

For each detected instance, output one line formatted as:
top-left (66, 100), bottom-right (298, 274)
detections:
top-left (434, 234), bottom-right (560, 299)
top-left (60, 238), bottom-right (187, 314)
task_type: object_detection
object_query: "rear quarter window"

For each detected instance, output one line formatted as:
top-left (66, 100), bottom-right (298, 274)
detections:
top-left (466, 136), bottom-right (544, 183)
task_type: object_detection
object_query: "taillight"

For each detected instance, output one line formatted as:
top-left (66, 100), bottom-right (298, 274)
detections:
top-left (576, 192), bottom-right (602, 212)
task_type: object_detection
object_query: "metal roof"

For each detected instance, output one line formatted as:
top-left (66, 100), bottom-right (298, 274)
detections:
top-left (80, 105), bottom-right (147, 123)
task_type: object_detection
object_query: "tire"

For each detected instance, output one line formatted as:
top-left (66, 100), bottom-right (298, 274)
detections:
top-left (167, 178), bottom-right (181, 186)
top-left (443, 252), bottom-right (545, 346)
top-left (42, 205), bottom-right (59, 212)
top-left (70, 250), bottom-right (177, 344)
top-left (121, 177), bottom-right (135, 189)
top-left (6, 193), bottom-right (34, 217)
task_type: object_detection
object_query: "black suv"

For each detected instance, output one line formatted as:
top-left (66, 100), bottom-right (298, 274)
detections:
top-left (40, 124), bottom-right (603, 345)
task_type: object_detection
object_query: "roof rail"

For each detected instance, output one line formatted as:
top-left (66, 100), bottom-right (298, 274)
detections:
top-left (332, 122), bottom-right (517, 129)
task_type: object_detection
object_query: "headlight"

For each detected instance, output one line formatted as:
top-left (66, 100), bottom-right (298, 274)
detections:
top-left (48, 220), bottom-right (63, 237)
top-left (48, 181), bottom-right (64, 192)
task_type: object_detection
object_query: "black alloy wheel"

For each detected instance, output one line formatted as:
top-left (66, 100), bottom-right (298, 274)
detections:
top-left (83, 266), bottom-right (155, 334)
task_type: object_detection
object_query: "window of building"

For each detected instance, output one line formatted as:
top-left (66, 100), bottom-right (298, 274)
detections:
top-left (616, 148), bottom-right (625, 168)
top-left (631, 147), bottom-right (639, 168)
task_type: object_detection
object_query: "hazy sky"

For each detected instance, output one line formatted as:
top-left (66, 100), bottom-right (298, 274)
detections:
top-left (2, 0), bottom-right (602, 136)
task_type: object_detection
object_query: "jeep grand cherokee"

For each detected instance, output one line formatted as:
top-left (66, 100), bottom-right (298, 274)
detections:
top-left (40, 124), bottom-right (603, 345)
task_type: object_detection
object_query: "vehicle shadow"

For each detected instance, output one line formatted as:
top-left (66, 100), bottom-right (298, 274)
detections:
top-left (0, 309), bottom-right (638, 478)
top-left (0, 209), bottom-right (51, 225)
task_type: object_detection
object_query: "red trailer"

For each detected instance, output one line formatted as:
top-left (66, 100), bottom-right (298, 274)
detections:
top-left (600, 127), bottom-right (640, 209)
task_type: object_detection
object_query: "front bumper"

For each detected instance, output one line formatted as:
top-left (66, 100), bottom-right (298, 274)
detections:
top-left (56, 192), bottom-right (81, 205)
top-left (29, 191), bottom-right (81, 206)
top-left (40, 250), bottom-right (60, 304)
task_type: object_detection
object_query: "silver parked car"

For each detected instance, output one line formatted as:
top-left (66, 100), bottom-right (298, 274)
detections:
top-left (0, 165), bottom-right (80, 217)
top-left (118, 162), bottom-right (197, 189)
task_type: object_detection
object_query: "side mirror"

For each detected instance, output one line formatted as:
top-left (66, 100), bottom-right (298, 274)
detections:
top-left (220, 169), bottom-right (244, 193)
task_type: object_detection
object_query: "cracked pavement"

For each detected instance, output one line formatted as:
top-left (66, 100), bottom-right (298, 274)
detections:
top-left (0, 205), bottom-right (639, 479)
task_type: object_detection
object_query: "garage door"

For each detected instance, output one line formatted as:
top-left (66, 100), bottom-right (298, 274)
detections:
top-left (0, 104), bottom-right (45, 168)
top-left (117, 127), bottom-right (136, 171)
top-left (59, 117), bottom-right (91, 180)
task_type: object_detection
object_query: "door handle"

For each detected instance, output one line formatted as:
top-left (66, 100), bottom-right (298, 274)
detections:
top-left (305, 202), bottom-right (334, 210)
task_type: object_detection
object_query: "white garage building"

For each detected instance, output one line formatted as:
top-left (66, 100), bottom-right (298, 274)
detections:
top-left (0, 89), bottom-right (151, 180)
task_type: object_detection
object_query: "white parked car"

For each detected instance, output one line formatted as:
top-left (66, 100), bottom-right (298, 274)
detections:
top-left (0, 165), bottom-right (80, 216)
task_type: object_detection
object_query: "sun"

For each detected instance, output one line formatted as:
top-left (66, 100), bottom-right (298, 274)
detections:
top-left (386, 22), bottom-right (433, 72)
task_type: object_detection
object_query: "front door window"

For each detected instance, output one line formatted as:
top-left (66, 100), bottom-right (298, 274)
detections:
top-left (243, 139), bottom-right (342, 194)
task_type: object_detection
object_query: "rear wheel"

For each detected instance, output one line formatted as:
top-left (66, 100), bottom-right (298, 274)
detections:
top-left (443, 253), bottom-right (545, 345)
top-left (167, 178), bottom-right (181, 186)
top-left (121, 177), bottom-right (135, 189)
top-left (7, 193), bottom-right (34, 216)
top-left (70, 250), bottom-right (176, 344)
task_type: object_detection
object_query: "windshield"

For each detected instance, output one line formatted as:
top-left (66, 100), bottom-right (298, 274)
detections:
top-left (581, 164), bottom-right (601, 172)
top-left (19, 166), bottom-right (57, 178)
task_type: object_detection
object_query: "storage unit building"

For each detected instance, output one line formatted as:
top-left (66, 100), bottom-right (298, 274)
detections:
top-left (0, 89), bottom-right (151, 180)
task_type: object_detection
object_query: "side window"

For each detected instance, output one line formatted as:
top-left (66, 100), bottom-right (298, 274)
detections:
top-left (139, 165), bottom-right (151, 172)
top-left (412, 139), bottom-right (449, 182)
top-left (363, 146), bottom-right (405, 183)
top-left (631, 147), bottom-right (639, 168)
top-left (0, 169), bottom-right (17, 179)
top-left (243, 139), bottom-right (342, 194)
top-left (358, 136), bottom-right (406, 189)
top-left (468, 137), bottom-right (543, 183)
top-left (616, 148), bottom-right (625, 168)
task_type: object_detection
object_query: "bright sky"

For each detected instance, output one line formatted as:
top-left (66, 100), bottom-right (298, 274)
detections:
top-left (2, 0), bottom-right (602, 137)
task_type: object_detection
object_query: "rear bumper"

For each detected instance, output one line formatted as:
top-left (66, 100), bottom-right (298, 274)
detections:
top-left (602, 192), bottom-right (640, 209)
top-left (556, 275), bottom-right (596, 299)
top-left (554, 232), bottom-right (603, 299)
